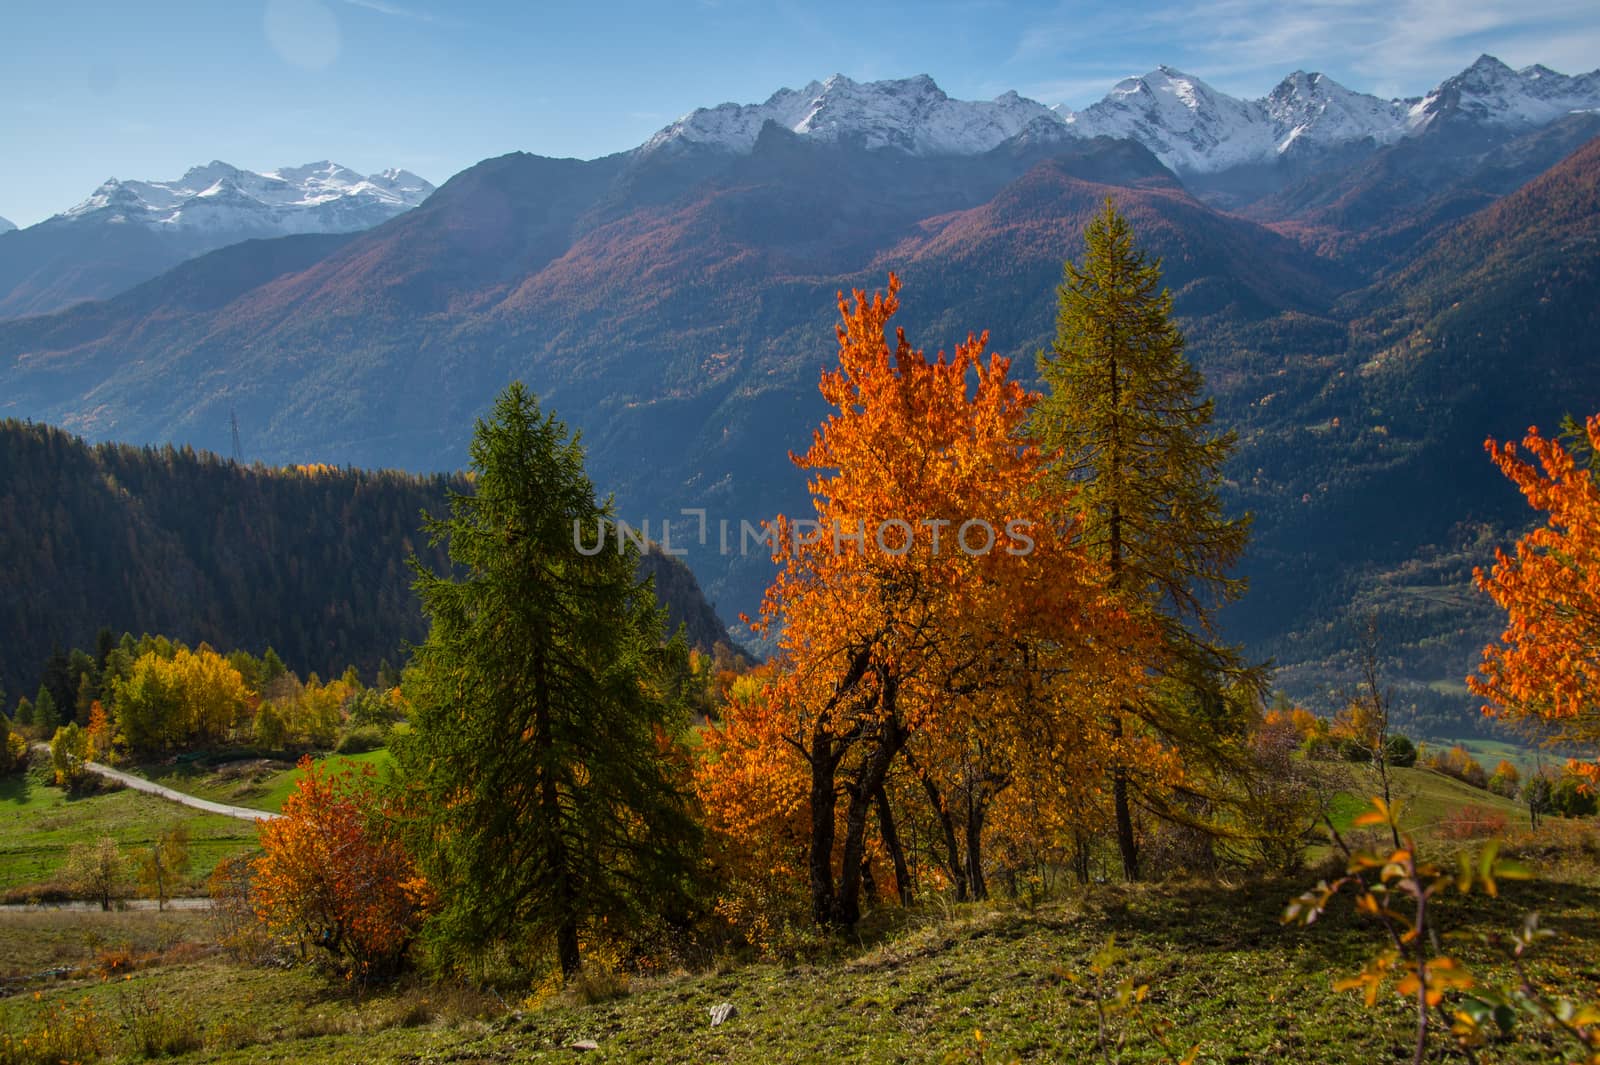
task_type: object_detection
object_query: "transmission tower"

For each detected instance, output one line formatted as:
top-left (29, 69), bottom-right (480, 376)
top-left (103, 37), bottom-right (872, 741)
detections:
top-left (230, 407), bottom-right (243, 465)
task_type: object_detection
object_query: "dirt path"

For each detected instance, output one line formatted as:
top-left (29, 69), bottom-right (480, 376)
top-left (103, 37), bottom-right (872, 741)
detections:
top-left (31, 745), bottom-right (281, 822)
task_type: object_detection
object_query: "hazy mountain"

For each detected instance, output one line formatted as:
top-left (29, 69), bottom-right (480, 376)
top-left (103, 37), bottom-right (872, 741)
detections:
top-left (1234, 136), bottom-right (1600, 724)
top-left (0, 161), bottom-right (432, 320)
top-left (2, 64), bottom-right (1597, 732)
top-left (0, 420), bottom-right (736, 700)
top-left (0, 128), bottom-right (1341, 615)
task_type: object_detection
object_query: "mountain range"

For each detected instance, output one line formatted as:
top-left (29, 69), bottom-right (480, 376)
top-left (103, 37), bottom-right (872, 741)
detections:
top-left (2, 53), bottom-right (1597, 732)
top-left (645, 55), bottom-right (1600, 179)
top-left (0, 161), bottom-right (432, 319)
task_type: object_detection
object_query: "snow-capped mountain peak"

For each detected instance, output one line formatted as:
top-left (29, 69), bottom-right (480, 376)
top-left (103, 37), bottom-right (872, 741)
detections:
top-left (1263, 70), bottom-right (1412, 153)
top-left (638, 56), bottom-right (1600, 176)
top-left (56, 161), bottom-right (434, 235)
top-left (1054, 66), bottom-right (1281, 173)
top-left (1408, 54), bottom-right (1600, 131)
top-left (1053, 55), bottom-right (1600, 174)
top-left (642, 73), bottom-right (1060, 157)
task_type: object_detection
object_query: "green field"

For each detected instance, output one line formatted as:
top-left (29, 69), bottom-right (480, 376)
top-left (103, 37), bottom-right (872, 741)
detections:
top-left (0, 748), bottom-right (397, 900)
top-left (0, 768), bottom-right (259, 897)
top-left (1421, 736), bottom-right (1559, 781)
top-left (136, 749), bottom-right (396, 813)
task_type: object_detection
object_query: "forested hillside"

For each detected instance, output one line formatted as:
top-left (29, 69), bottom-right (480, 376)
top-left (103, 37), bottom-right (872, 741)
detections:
top-left (0, 420), bottom-right (734, 699)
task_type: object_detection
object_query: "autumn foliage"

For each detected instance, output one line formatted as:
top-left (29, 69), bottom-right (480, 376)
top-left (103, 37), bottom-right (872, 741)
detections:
top-left (1470, 415), bottom-right (1600, 789)
top-left (701, 275), bottom-right (1148, 929)
top-left (252, 757), bottom-right (428, 976)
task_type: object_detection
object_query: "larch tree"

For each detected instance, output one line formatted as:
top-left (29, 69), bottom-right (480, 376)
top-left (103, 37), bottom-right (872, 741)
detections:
top-left (1469, 414), bottom-right (1600, 790)
top-left (397, 382), bottom-right (700, 978)
top-left (1028, 199), bottom-right (1254, 881)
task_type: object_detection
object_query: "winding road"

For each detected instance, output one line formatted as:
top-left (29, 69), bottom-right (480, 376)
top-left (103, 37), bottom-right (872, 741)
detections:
top-left (31, 745), bottom-right (281, 822)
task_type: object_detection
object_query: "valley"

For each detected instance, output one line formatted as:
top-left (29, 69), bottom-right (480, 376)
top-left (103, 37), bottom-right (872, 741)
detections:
top-left (2, 30), bottom-right (1599, 1064)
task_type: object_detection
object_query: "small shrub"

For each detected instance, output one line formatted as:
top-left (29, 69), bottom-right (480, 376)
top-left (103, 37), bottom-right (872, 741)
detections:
top-left (204, 1017), bottom-right (263, 1052)
top-left (1551, 775), bottom-right (1599, 818)
top-left (117, 986), bottom-right (203, 1058)
top-left (564, 961), bottom-right (631, 1005)
top-left (0, 997), bottom-right (106, 1065)
top-left (96, 944), bottom-right (141, 976)
top-left (385, 994), bottom-right (437, 1029)
top-left (1335, 736), bottom-right (1371, 763)
top-left (335, 724), bottom-right (387, 755)
top-left (1384, 734), bottom-right (1417, 767)
top-left (1436, 804), bottom-right (1509, 840)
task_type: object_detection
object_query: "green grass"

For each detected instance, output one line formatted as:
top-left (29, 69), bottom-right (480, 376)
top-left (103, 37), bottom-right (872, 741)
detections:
top-left (1329, 764), bottom-right (1527, 838)
top-left (0, 907), bottom-right (212, 978)
top-left (0, 768), bottom-right (259, 897)
top-left (1423, 736), bottom-right (1547, 780)
top-left (1, 747), bottom-right (1595, 1063)
top-left (136, 749), bottom-right (395, 813)
top-left (2, 866), bottom-right (1597, 1063)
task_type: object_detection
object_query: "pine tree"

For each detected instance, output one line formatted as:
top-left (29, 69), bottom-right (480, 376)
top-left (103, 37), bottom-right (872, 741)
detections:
top-left (397, 382), bottom-right (699, 977)
top-left (33, 685), bottom-right (59, 734)
top-left (1028, 199), bottom-right (1253, 880)
top-left (75, 674), bottom-right (95, 726)
top-left (261, 648), bottom-right (288, 686)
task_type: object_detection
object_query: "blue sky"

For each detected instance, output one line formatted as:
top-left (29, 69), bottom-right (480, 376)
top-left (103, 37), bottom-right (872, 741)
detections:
top-left (2, 0), bottom-right (1597, 226)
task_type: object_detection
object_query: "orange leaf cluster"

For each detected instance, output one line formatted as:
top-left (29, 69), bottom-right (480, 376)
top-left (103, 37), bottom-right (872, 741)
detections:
top-left (702, 276), bottom-right (1152, 928)
top-left (1470, 416), bottom-right (1600, 788)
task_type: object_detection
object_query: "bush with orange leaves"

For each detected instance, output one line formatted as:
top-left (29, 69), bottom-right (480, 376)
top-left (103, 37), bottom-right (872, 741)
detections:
top-left (252, 756), bottom-right (429, 978)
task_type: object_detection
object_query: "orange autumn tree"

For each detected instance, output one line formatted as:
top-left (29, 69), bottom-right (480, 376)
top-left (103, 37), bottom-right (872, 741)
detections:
top-left (707, 274), bottom-right (1145, 929)
top-left (1470, 415), bottom-right (1600, 789)
top-left (695, 664), bottom-right (817, 952)
top-left (253, 757), bottom-right (428, 977)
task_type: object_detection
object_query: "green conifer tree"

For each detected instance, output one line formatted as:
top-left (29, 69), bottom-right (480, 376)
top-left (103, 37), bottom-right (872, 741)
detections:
top-left (33, 686), bottom-right (59, 734)
top-left (397, 382), bottom-right (699, 978)
top-left (1028, 199), bottom-right (1254, 881)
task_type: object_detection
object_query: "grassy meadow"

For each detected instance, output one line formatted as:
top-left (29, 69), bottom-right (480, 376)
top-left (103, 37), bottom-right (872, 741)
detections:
top-left (1, 747), bottom-right (1597, 1063)
top-left (1, 846), bottom-right (1597, 1063)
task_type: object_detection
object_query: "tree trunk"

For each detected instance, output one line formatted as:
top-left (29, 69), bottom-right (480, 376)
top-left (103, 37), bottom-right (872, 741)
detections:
top-left (556, 918), bottom-right (581, 978)
top-left (874, 785), bottom-right (913, 906)
top-left (1071, 830), bottom-right (1091, 886)
top-left (808, 722), bottom-right (840, 927)
top-left (534, 642), bottom-right (582, 978)
top-left (965, 791), bottom-right (988, 901)
top-left (806, 646), bottom-right (874, 927)
top-left (915, 762), bottom-right (967, 902)
top-left (831, 710), bottom-right (905, 927)
top-left (1110, 714), bottom-right (1139, 881)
